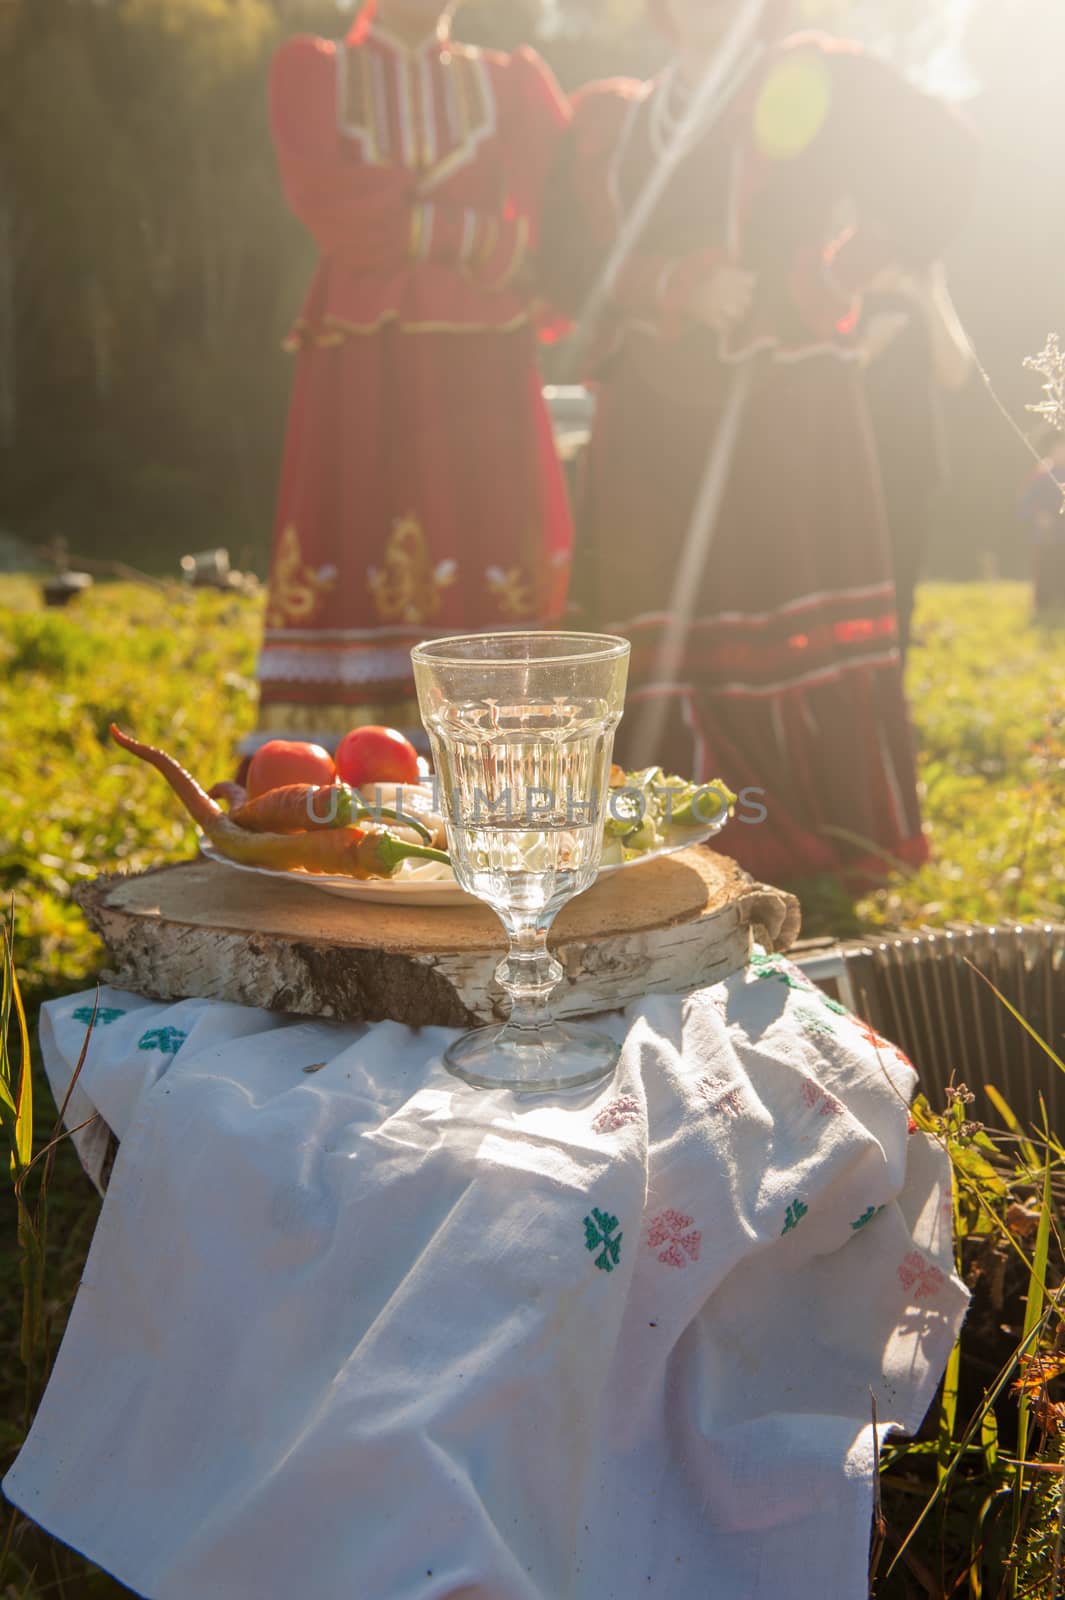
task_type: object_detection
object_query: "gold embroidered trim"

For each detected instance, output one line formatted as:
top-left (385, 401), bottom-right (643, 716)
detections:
top-left (368, 514), bottom-right (457, 625)
top-left (265, 525), bottom-right (337, 629)
top-left (486, 564), bottom-right (539, 620)
top-left (285, 308), bottom-right (534, 346)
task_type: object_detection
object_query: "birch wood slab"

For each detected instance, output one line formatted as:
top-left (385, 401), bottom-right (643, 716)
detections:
top-left (74, 849), bottom-right (801, 1028)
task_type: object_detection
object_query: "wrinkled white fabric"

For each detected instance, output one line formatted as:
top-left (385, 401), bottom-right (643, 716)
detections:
top-left (6, 959), bottom-right (967, 1600)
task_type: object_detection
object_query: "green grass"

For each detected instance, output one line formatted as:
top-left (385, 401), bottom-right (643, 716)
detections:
top-left (0, 577), bottom-right (1063, 1597)
top-left (0, 581), bottom-right (261, 1012)
top-left (794, 582), bottom-right (1065, 940)
top-left (862, 584), bottom-right (1065, 932)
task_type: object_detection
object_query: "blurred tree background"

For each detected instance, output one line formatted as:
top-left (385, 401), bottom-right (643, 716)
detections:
top-left (0, 0), bottom-right (1061, 578)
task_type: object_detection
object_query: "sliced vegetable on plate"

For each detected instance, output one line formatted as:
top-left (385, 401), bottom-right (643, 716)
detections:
top-left (601, 766), bottom-right (736, 866)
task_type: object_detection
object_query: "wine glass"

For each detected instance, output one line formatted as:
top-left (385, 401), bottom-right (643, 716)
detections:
top-left (412, 632), bottom-right (631, 1093)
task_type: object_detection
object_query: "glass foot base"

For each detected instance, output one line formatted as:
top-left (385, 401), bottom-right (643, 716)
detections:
top-left (444, 1020), bottom-right (620, 1095)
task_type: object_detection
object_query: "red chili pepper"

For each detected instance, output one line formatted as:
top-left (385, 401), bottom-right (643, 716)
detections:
top-left (110, 724), bottom-right (221, 831)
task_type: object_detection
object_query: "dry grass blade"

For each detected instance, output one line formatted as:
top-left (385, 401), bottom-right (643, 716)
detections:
top-left (12, 990), bottom-right (98, 1207)
top-left (0, 913), bottom-right (13, 1123)
top-left (964, 960), bottom-right (1065, 1078)
top-left (970, 1489), bottom-right (1008, 1598)
top-left (985, 1085), bottom-right (1041, 1173)
top-left (870, 1389), bottom-right (887, 1593)
top-left (12, 1117), bottom-right (101, 1196)
top-left (1011, 1152), bottom-right (1054, 1594)
top-left (12, 994), bottom-right (100, 1412)
top-left (940, 1339), bottom-right (963, 1486)
top-left (0, 1039), bottom-right (16, 1135)
top-left (42, 993), bottom-right (98, 1198)
top-left (1053, 1460), bottom-right (1065, 1600)
top-left (1, 919), bottom-right (32, 1173)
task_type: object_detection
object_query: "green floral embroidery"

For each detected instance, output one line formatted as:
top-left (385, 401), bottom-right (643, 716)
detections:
top-left (851, 1206), bottom-right (877, 1230)
top-left (749, 953), bottom-right (779, 976)
top-left (584, 1208), bottom-right (623, 1274)
top-left (750, 954), bottom-right (792, 984)
top-left (750, 954), bottom-right (817, 994)
top-left (820, 995), bottom-right (850, 1018)
top-left (138, 1027), bottom-right (188, 1055)
top-left (795, 1005), bottom-right (836, 1040)
top-left (782, 1199), bottom-right (809, 1236)
top-left (72, 1006), bottom-right (126, 1027)
top-left (751, 954), bottom-right (860, 1031)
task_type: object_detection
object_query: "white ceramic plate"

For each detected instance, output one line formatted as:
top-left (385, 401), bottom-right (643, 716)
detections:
top-left (198, 817), bottom-right (726, 908)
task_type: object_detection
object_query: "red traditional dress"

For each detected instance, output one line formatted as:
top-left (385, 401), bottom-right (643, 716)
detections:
top-left (257, 19), bottom-right (572, 743)
top-left (542, 33), bottom-right (976, 884)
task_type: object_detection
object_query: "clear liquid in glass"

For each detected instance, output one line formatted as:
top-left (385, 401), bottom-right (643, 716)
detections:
top-left (426, 698), bottom-right (615, 914)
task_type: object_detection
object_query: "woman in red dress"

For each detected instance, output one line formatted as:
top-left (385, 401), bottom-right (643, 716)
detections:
top-left (542, 0), bottom-right (977, 884)
top-left (257, 0), bottom-right (572, 744)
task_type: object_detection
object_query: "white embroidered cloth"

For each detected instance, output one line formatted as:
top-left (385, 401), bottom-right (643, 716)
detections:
top-left (5, 958), bottom-right (967, 1600)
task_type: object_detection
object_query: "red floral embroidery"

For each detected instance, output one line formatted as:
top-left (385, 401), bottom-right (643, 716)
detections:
top-left (855, 1019), bottom-right (913, 1071)
top-left (698, 1075), bottom-right (744, 1119)
top-left (800, 1078), bottom-right (843, 1117)
top-left (898, 1251), bottom-right (946, 1301)
top-left (593, 1095), bottom-right (641, 1135)
top-left (647, 1210), bottom-right (703, 1269)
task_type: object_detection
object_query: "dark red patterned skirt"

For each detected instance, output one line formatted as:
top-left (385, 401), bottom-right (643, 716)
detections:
top-left (258, 321), bottom-right (573, 743)
top-left (579, 341), bottom-right (929, 885)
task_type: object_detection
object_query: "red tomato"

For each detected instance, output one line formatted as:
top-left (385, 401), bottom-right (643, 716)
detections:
top-left (246, 740), bottom-right (336, 800)
top-left (335, 725), bottom-right (420, 788)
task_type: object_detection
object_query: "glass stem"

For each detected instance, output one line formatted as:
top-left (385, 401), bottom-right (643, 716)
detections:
top-left (496, 915), bottom-right (563, 1033)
